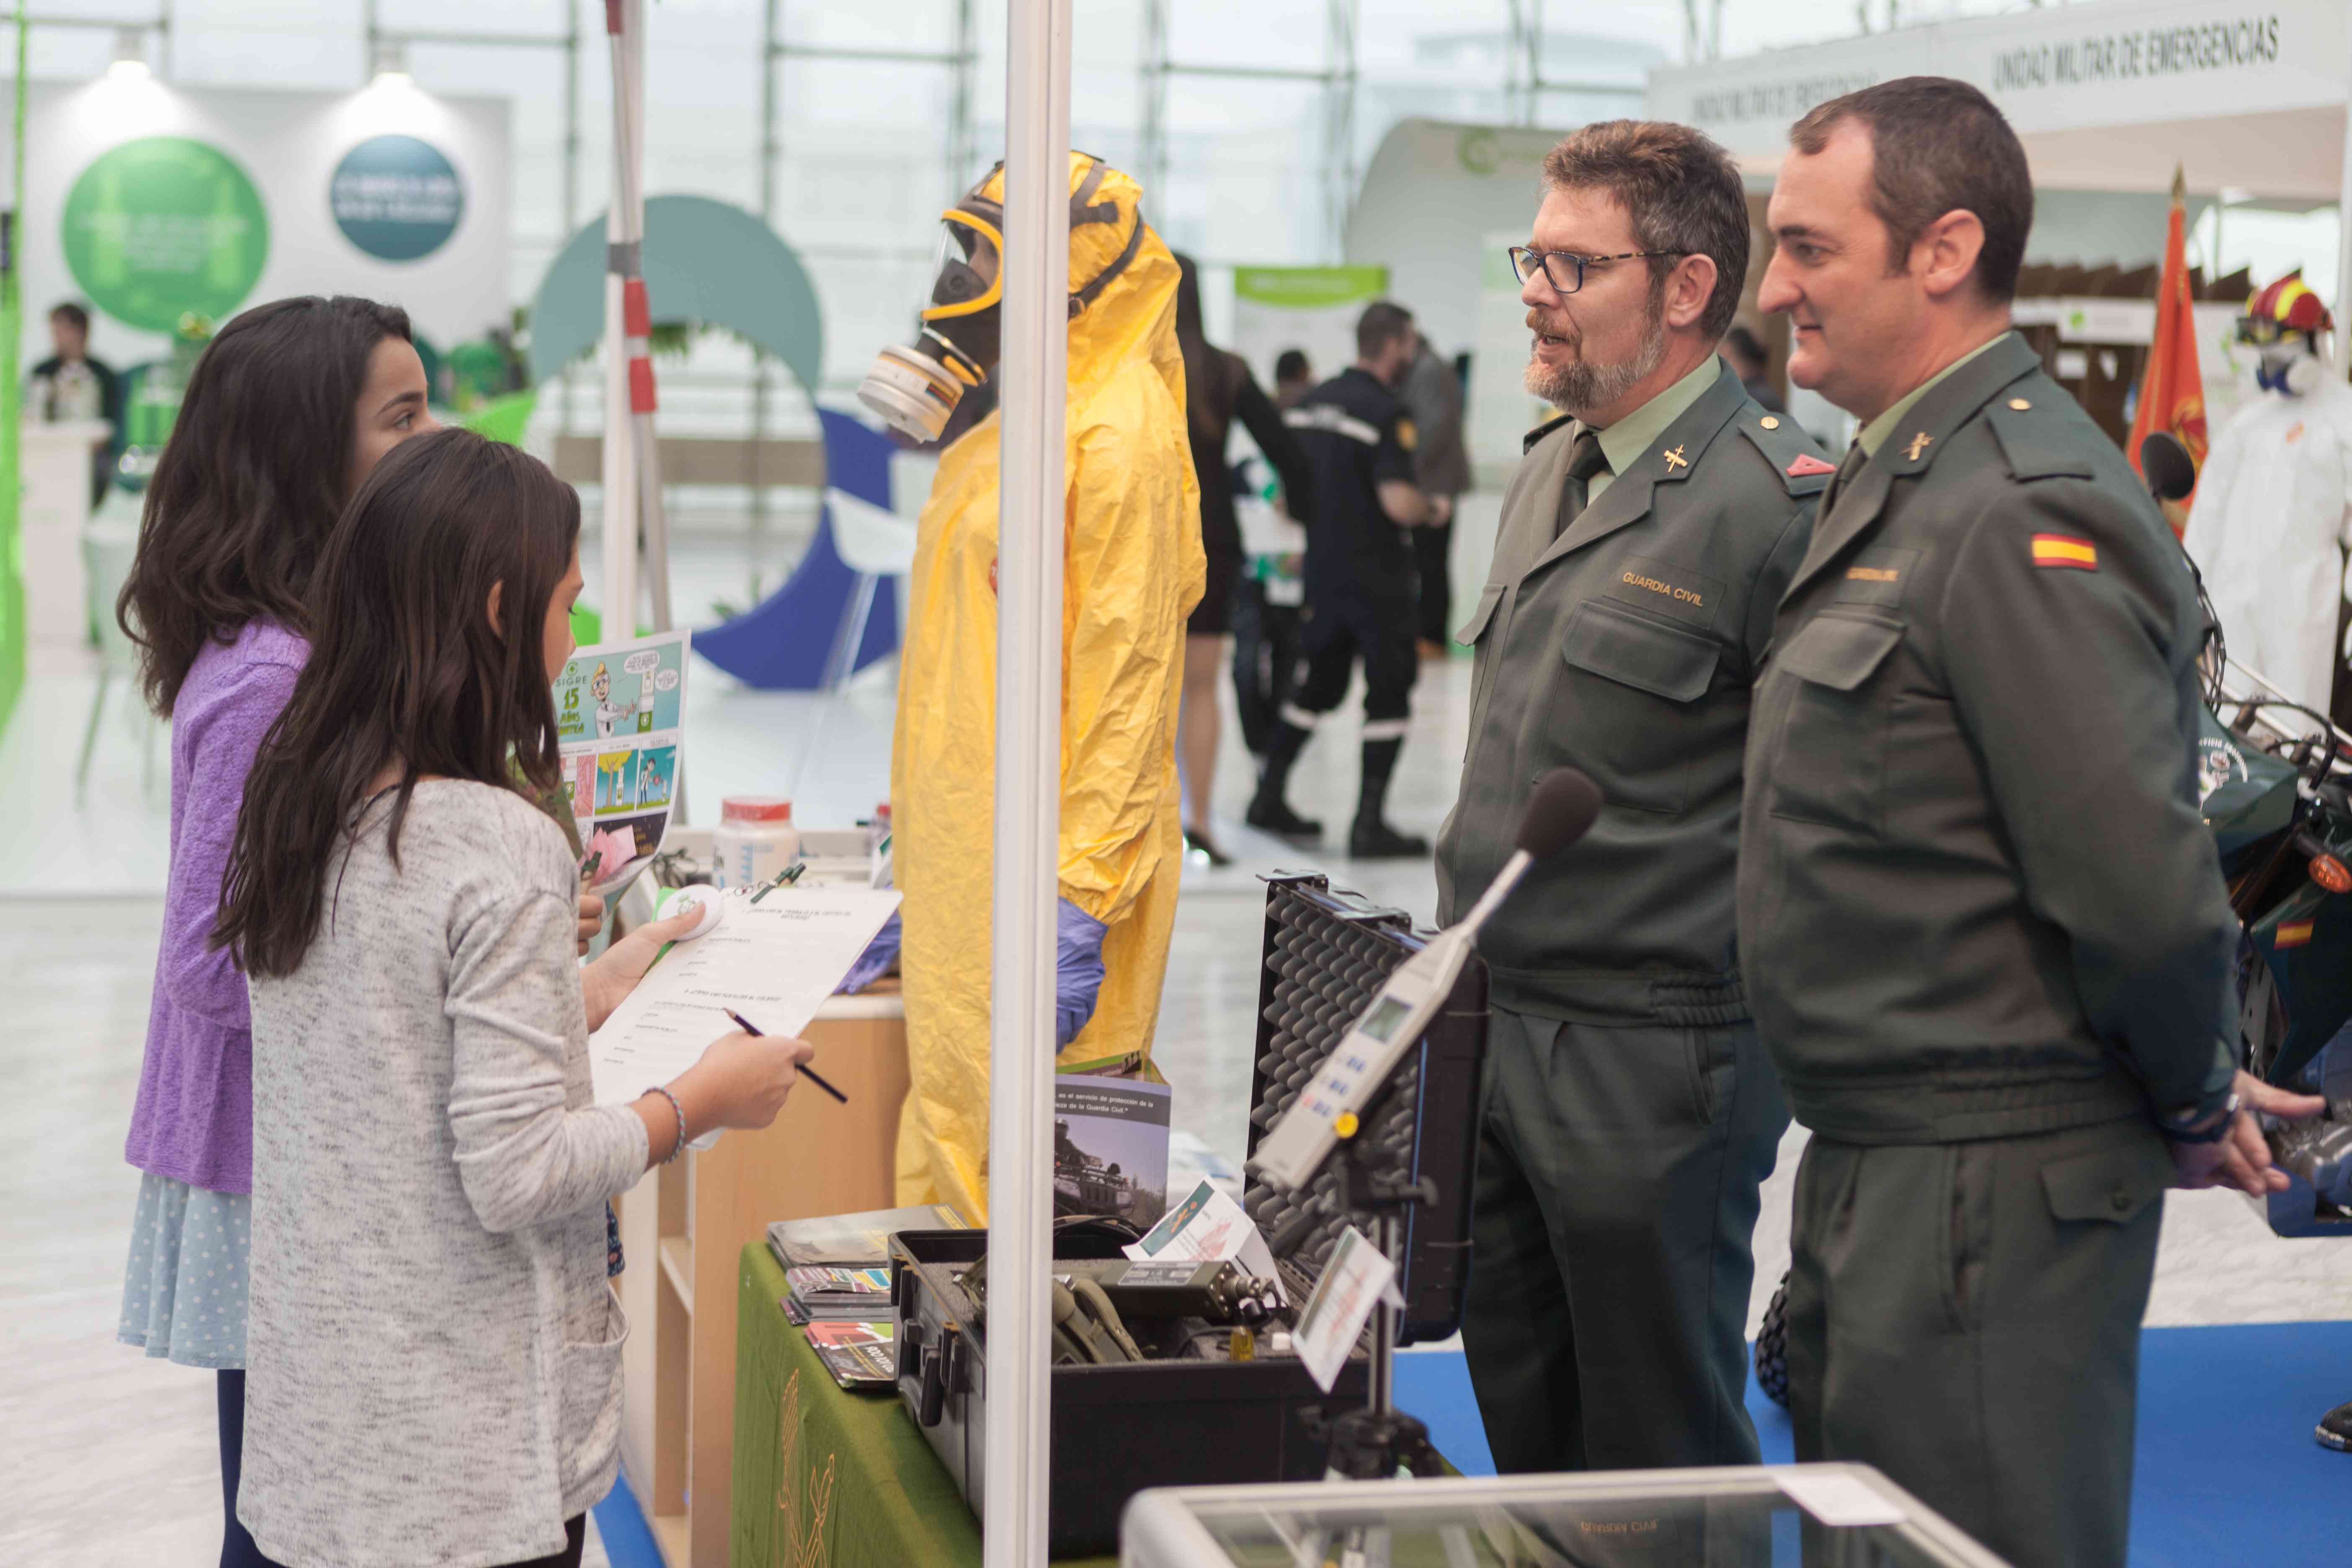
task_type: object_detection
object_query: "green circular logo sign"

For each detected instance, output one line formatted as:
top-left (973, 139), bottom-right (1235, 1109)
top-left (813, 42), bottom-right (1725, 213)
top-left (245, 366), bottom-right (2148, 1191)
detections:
top-left (1457, 128), bottom-right (1502, 177)
top-left (61, 137), bottom-right (269, 333)
top-left (330, 135), bottom-right (465, 262)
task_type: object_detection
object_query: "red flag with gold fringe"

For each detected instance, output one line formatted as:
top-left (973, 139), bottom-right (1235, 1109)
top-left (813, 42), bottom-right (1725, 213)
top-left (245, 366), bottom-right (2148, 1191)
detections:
top-left (2127, 165), bottom-right (2208, 531)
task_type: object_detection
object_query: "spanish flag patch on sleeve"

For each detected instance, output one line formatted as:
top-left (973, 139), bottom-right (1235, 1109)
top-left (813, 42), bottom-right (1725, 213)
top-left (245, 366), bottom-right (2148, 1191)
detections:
top-left (2276, 918), bottom-right (2316, 949)
top-left (2032, 534), bottom-right (2107, 571)
top-left (2030, 533), bottom-right (2099, 571)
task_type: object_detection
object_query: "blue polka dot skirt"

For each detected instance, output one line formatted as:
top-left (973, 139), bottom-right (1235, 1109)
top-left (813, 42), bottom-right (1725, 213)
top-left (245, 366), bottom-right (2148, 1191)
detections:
top-left (119, 1172), bottom-right (250, 1369)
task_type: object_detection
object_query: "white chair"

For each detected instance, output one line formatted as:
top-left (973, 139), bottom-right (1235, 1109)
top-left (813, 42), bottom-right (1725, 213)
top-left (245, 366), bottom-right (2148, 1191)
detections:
top-left (75, 526), bottom-right (160, 806)
top-left (786, 487), bottom-right (921, 801)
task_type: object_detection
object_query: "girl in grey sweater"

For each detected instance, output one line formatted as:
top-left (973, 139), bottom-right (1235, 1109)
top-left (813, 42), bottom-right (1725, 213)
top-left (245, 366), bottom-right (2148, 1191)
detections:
top-left (216, 429), bottom-right (811, 1568)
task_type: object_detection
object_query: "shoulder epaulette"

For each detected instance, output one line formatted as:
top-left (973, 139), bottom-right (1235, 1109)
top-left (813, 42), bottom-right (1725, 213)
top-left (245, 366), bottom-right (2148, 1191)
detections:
top-left (1732, 410), bottom-right (1833, 498)
top-left (1985, 394), bottom-right (2098, 481)
top-left (1523, 413), bottom-right (1572, 455)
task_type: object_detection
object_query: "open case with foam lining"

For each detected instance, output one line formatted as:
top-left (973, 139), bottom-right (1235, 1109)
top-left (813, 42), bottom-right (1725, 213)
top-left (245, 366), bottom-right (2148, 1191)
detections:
top-left (1242, 872), bottom-right (1490, 1343)
top-left (887, 872), bottom-right (1488, 1556)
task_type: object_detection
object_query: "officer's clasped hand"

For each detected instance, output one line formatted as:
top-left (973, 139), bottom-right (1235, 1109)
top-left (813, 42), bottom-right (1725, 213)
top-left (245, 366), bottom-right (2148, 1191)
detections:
top-left (2167, 1070), bottom-right (2327, 1197)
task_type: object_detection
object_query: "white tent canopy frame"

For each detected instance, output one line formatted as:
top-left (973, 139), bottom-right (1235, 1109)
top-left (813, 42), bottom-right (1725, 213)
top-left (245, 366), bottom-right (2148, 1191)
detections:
top-left (1646, 0), bottom-right (2352, 334)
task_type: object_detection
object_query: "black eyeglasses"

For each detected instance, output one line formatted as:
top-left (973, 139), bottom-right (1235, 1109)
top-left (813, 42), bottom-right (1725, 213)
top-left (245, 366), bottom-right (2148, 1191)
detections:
top-left (1508, 246), bottom-right (1692, 295)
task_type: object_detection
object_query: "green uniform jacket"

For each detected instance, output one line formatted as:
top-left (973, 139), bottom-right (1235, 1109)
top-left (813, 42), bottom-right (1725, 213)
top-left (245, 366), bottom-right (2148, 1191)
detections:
top-left (1437, 368), bottom-right (1826, 1025)
top-left (1737, 333), bottom-right (2239, 1143)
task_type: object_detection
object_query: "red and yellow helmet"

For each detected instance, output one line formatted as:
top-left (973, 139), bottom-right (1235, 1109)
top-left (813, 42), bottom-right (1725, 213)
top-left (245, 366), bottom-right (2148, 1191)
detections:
top-left (2238, 271), bottom-right (2334, 343)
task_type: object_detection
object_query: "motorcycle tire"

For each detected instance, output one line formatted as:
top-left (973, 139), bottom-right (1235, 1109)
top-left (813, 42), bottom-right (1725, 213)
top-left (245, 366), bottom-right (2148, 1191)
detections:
top-left (1754, 1271), bottom-right (1792, 1409)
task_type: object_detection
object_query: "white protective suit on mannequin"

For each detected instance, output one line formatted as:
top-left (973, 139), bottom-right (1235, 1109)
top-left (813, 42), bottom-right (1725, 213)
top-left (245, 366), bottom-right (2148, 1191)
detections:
top-left (2182, 368), bottom-right (2352, 714)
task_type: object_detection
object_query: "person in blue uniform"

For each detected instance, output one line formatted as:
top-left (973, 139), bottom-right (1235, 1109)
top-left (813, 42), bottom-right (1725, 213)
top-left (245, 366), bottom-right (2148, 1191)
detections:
top-left (1246, 300), bottom-right (1433, 859)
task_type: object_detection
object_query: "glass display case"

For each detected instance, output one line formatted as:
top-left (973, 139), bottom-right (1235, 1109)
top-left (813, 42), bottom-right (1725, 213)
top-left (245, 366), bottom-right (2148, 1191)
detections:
top-left (1120, 1465), bottom-right (2012, 1568)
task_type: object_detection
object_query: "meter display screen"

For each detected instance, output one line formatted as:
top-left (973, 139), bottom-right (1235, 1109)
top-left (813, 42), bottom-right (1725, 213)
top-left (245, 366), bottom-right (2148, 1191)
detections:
top-left (1357, 995), bottom-right (1413, 1043)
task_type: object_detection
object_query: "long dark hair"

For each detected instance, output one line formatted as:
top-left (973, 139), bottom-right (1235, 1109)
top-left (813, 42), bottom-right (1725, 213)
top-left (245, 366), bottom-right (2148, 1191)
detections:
top-left (215, 429), bottom-right (581, 978)
top-left (118, 295), bottom-right (412, 714)
top-left (1172, 253), bottom-right (1238, 448)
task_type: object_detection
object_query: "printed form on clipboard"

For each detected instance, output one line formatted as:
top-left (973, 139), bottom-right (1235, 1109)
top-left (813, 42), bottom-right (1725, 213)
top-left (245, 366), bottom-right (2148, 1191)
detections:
top-left (588, 887), bottom-right (902, 1105)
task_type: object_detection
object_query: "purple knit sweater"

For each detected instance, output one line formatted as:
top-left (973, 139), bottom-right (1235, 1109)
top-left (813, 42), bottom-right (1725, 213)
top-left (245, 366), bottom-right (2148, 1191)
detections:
top-left (124, 619), bottom-right (308, 1194)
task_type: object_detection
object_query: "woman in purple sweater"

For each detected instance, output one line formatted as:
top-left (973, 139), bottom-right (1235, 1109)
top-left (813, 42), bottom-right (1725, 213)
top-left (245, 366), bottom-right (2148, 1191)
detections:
top-left (116, 297), bottom-right (438, 1568)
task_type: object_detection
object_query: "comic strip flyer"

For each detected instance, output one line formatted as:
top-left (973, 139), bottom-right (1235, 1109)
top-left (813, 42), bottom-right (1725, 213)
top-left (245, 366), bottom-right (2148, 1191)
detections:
top-left (553, 629), bottom-right (689, 900)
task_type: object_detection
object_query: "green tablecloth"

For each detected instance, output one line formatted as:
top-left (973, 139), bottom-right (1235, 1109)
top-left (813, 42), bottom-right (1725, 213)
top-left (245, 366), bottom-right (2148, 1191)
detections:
top-left (731, 1243), bottom-right (1119, 1568)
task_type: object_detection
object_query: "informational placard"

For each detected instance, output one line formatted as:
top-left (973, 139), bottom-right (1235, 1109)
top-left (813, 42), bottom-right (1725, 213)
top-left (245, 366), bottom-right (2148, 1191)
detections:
top-left (330, 134), bottom-right (465, 263)
top-left (1646, 0), bottom-right (2347, 159)
top-left (59, 136), bottom-right (269, 332)
top-left (1053, 1075), bottom-right (1173, 1231)
top-left (1290, 1225), bottom-right (1398, 1394)
top-left (1124, 1179), bottom-right (1286, 1303)
top-left (553, 628), bottom-right (687, 901)
top-left (1229, 265), bottom-right (1388, 392)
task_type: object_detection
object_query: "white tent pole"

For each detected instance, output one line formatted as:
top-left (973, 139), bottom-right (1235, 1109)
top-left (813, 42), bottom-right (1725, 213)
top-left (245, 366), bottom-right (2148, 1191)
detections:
top-left (599, 0), bottom-right (641, 639)
top-left (986, 0), bottom-right (1070, 1563)
top-left (2337, 24), bottom-right (2352, 379)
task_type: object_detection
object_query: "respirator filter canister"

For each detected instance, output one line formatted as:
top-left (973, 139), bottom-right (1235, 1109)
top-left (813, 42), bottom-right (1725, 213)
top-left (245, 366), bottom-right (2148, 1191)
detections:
top-left (858, 331), bottom-right (985, 443)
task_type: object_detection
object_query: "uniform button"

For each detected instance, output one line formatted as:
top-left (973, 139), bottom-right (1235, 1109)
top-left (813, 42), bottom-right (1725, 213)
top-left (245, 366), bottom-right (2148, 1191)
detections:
top-left (2009, 397), bottom-right (2032, 410)
top-left (2110, 1188), bottom-right (2132, 1212)
top-left (1759, 415), bottom-right (1780, 430)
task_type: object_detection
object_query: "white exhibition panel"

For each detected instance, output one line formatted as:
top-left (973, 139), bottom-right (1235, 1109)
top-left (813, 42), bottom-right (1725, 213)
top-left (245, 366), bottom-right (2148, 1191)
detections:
top-left (1648, 0), bottom-right (2348, 198)
top-left (18, 76), bottom-right (512, 375)
top-left (1342, 119), bottom-right (1573, 363)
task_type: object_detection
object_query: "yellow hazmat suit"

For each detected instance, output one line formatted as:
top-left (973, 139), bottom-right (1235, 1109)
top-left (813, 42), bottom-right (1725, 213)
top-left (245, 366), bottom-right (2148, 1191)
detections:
top-left (891, 157), bottom-right (1205, 1219)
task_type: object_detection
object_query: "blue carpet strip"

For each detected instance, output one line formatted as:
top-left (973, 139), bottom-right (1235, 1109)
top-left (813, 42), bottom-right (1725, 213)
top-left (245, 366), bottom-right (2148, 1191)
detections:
top-left (599, 1323), bottom-right (2352, 1566)
top-left (1399, 1320), bottom-right (2352, 1567)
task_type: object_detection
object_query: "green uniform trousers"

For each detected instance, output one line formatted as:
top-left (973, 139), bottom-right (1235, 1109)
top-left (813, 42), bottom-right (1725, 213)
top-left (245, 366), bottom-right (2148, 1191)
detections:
top-left (1786, 1116), bottom-right (2174, 1568)
top-left (1461, 1007), bottom-right (1788, 1473)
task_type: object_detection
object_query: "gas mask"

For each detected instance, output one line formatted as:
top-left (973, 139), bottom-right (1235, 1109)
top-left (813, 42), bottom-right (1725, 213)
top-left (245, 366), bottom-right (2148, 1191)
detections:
top-left (2238, 272), bottom-right (2333, 399)
top-left (2256, 341), bottom-right (2323, 397)
top-left (857, 156), bottom-right (1146, 442)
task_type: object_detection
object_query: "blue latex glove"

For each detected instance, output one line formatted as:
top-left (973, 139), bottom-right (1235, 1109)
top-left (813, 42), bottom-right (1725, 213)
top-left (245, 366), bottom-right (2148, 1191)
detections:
top-left (1055, 898), bottom-right (1109, 1048)
top-left (836, 910), bottom-right (902, 995)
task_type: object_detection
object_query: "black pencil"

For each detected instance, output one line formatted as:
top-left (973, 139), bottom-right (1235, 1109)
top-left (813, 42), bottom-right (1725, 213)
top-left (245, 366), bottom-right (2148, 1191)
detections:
top-left (721, 1008), bottom-right (848, 1103)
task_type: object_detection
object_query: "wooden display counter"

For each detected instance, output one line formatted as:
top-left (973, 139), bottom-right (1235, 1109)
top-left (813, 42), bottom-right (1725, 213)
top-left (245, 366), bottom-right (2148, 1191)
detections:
top-left (614, 981), bottom-right (909, 1568)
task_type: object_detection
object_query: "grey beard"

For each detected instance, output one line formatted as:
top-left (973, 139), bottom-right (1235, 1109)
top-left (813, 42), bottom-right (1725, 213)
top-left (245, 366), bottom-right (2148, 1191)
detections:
top-left (1525, 325), bottom-right (1668, 415)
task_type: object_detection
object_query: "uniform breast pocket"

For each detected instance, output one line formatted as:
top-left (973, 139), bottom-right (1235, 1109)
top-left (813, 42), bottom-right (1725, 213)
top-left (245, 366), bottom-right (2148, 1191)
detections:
top-left (1763, 612), bottom-right (1906, 833)
top-left (1551, 598), bottom-right (1722, 814)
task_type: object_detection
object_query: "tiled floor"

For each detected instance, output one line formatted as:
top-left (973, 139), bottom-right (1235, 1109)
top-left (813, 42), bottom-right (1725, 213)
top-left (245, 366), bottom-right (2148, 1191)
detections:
top-left (7, 529), bottom-right (2348, 1564)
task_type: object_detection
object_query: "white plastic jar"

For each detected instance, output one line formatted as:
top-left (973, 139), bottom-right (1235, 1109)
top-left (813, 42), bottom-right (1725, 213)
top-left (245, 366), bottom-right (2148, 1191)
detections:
top-left (714, 797), bottom-right (799, 890)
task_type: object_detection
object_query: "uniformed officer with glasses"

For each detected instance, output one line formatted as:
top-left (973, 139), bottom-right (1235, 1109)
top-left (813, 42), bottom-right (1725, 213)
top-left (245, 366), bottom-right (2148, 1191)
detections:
top-left (1436, 119), bottom-right (1829, 1475)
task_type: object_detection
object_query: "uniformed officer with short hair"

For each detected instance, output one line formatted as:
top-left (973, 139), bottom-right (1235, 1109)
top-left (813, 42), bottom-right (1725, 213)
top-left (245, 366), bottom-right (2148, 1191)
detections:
top-left (1248, 300), bottom-right (1433, 859)
top-left (1745, 77), bottom-right (2323, 1568)
top-left (1434, 119), bottom-right (1828, 1474)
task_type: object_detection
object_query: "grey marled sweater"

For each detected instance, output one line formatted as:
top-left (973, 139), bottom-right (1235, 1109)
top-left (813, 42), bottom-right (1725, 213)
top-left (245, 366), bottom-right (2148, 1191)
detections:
top-left (242, 781), bottom-right (648, 1567)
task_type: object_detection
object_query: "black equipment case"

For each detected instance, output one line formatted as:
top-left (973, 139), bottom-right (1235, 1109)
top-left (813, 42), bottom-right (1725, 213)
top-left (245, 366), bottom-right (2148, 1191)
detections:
top-left (888, 873), bottom-right (1489, 1556)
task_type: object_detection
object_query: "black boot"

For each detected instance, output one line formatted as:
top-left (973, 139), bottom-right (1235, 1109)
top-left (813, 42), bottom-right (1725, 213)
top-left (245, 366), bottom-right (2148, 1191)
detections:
top-left (2321, 1399), bottom-right (2352, 1451)
top-left (1183, 828), bottom-right (1233, 867)
top-left (1246, 717), bottom-right (1323, 839)
top-left (1348, 736), bottom-right (1427, 859)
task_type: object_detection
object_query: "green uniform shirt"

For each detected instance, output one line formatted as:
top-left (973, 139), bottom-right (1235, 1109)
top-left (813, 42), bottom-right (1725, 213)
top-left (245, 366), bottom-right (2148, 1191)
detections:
top-left (1575, 356), bottom-right (1723, 507)
top-left (1737, 333), bottom-right (2239, 1142)
top-left (1436, 366), bottom-right (1828, 1024)
top-left (1855, 332), bottom-right (2008, 458)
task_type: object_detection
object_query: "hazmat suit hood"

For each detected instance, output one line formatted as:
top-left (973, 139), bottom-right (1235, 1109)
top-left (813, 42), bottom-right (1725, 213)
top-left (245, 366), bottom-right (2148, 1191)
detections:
top-left (889, 152), bottom-right (1206, 1220)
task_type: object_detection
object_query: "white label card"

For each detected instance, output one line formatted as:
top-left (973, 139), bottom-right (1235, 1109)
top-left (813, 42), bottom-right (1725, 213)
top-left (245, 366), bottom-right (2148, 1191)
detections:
top-left (1776, 1469), bottom-right (1906, 1527)
top-left (1122, 1179), bottom-right (1288, 1303)
top-left (1289, 1225), bottom-right (1395, 1394)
